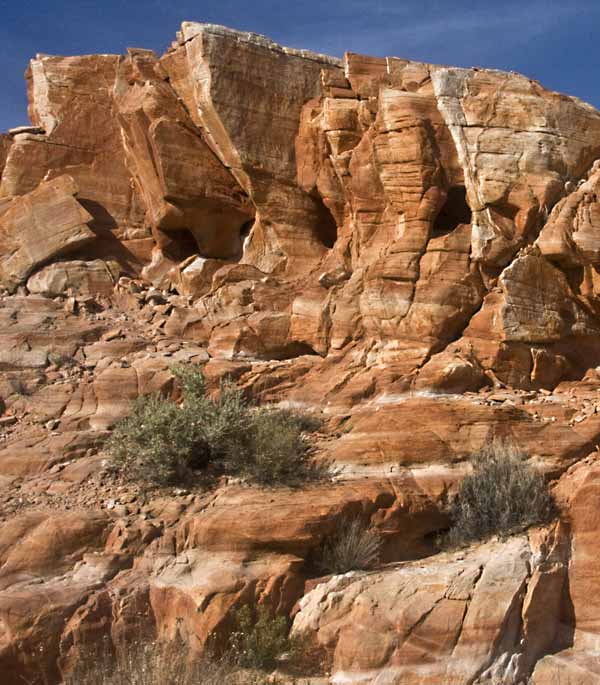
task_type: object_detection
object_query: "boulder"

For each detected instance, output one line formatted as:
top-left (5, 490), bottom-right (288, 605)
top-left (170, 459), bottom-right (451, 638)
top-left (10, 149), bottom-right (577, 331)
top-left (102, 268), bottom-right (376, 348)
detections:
top-left (27, 259), bottom-right (120, 297)
top-left (0, 176), bottom-right (95, 289)
top-left (292, 537), bottom-right (551, 684)
top-left (0, 510), bottom-right (113, 684)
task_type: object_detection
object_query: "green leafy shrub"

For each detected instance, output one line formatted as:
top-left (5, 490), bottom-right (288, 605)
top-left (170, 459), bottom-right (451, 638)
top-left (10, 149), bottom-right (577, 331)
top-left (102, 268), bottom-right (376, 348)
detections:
top-left (446, 440), bottom-right (555, 546)
top-left (106, 366), bottom-right (326, 488)
top-left (317, 516), bottom-right (382, 575)
top-left (229, 605), bottom-right (291, 670)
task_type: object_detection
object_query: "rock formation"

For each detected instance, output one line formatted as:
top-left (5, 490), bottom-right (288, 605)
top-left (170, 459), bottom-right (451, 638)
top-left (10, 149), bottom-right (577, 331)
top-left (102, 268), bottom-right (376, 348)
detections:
top-left (0, 21), bottom-right (600, 684)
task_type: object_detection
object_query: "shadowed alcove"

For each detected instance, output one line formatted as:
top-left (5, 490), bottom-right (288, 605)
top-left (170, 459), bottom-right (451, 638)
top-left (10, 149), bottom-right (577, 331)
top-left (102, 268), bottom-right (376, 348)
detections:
top-left (432, 186), bottom-right (472, 237)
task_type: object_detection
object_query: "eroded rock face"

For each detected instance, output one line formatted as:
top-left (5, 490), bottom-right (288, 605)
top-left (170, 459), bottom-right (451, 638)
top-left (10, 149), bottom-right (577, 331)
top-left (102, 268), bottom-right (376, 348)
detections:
top-left (113, 48), bottom-right (254, 284)
top-left (151, 29), bottom-right (600, 390)
top-left (3, 20), bottom-right (600, 685)
top-left (1, 24), bottom-right (600, 391)
top-left (21, 54), bottom-right (142, 234)
top-left (528, 459), bottom-right (600, 683)
top-left (2, 274), bottom-right (600, 683)
top-left (0, 134), bottom-right (11, 184)
top-left (161, 24), bottom-right (343, 275)
top-left (0, 176), bottom-right (95, 290)
top-left (292, 536), bottom-right (548, 684)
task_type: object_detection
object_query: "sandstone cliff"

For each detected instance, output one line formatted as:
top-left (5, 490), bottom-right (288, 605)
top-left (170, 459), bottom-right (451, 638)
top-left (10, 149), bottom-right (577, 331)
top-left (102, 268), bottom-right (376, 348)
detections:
top-left (0, 23), bottom-right (600, 684)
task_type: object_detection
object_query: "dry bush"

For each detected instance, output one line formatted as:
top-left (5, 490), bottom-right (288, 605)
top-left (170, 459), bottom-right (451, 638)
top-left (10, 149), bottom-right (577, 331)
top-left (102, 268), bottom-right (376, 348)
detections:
top-left (68, 640), bottom-right (191, 685)
top-left (47, 351), bottom-right (76, 369)
top-left (67, 638), bottom-right (283, 685)
top-left (317, 516), bottom-right (383, 575)
top-left (106, 366), bottom-right (327, 488)
top-left (446, 439), bottom-right (555, 546)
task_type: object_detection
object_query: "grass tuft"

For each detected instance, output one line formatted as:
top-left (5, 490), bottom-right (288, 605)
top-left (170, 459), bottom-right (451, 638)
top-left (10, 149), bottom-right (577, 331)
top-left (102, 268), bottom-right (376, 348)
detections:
top-left (316, 515), bottom-right (382, 575)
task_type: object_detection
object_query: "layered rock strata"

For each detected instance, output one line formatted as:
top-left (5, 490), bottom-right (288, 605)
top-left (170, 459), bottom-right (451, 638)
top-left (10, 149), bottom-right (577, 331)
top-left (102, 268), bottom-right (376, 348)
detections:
top-left (1, 22), bottom-right (600, 685)
top-left (4, 24), bottom-right (600, 394)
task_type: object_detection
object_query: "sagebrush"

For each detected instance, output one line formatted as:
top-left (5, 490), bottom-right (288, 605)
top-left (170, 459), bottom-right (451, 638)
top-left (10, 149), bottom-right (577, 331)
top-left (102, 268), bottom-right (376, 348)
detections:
top-left (317, 515), bottom-right (382, 575)
top-left (106, 365), bottom-right (326, 488)
top-left (446, 440), bottom-right (555, 546)
top-left (235, 408), bottom-right (326, 486)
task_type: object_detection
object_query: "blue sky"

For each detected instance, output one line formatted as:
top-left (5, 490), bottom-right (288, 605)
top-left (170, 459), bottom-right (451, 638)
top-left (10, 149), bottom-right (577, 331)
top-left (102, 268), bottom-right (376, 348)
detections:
top-left (1, 0), bottom-right (600, 131)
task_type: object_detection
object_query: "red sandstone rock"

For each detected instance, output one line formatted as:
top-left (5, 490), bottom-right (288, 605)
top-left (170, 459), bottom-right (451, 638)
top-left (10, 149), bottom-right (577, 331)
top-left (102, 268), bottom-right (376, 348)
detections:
top-left (161, 24), bottom-right (343, 276)
top-left (114, 49), bottom-right (254, 284)
top-left (553, 458), bottom-right (600, 646)
top-left (0, 176), bottom-right (95, 289)
top-left (2, 20), bottom-right (600, 685)
top-left (0, 134), bottom-right (11, 184)
top-left (2, 25), bottom-right (600, 390)
top-left (18, 55), bottom-right (143, 231)
top-left (292, 536), bottom-right (540, 684)
top-left (27, 259), bottom-right (120, 297)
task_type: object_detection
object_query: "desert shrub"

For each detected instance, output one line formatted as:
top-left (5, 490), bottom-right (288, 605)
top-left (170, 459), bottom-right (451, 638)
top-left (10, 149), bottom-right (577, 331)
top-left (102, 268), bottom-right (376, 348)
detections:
top-left (268, 407), bottom-right (324, 433)
top-left (106, 366), bottom-right (326, 488)
top-left (67, 638), bottom-right (280, 685)
top-left (232, 407), bottom-right (327, 486)
top-left (229, 605), bottom-right (291, 670)
top-left (446, 440), bottom-right (555, 546)
top-left (106, 394), bottom-right (196, 485)
top-left (184, 379), bottom-right (254, 470)
top-left (317, 515), bottom-right (383, 575)
top-left (68, 639), bottom-right (191, 685)
top-left (174, 362), bottom-right (207, 398)
top-left (47, 351), bottom-right (75, 368)
top-left (10, 376), bottom-right (33, 397)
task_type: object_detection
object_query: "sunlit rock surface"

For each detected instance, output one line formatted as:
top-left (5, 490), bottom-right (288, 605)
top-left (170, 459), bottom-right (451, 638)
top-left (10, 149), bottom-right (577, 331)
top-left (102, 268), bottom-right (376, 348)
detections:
top-left (1, 22), bottom-right (600, 684)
